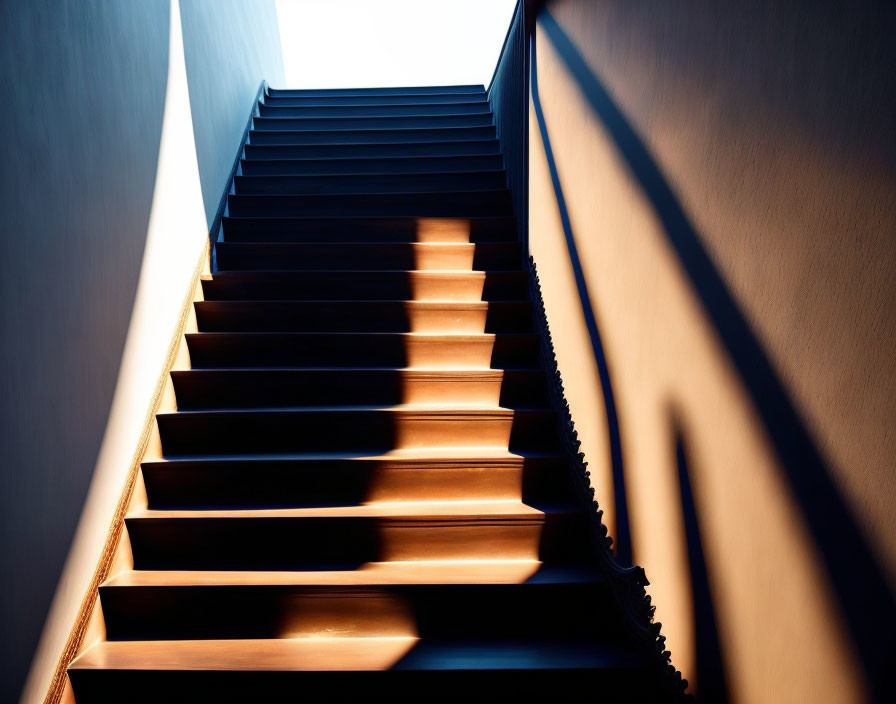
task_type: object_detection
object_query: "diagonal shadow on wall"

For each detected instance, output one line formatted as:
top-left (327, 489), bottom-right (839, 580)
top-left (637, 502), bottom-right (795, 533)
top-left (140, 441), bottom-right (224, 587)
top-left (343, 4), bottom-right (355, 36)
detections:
top-left (536, 9), bottom-right (895, 699)
top-left (530, 32), bottom-right (633, 566)
top-left (672, 412), bottom-right (730, 703)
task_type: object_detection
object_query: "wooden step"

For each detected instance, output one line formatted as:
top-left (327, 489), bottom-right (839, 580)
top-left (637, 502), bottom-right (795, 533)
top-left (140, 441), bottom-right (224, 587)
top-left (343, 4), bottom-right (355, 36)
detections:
top-left (214, 242), bottom-right (522, 271)
top-left (219, 215), bottom-right (516, 243)
top-left (263, 92), bottom-right (488, 106)
top-left (69, 638), bottom-right (660, 703)
top-left (239, 153), bottom-right (504, 176)
top-left (124, 502), bottom-right (590, 568)
top-left (248, 125), bottom-right (496, 146)
top-left (243, 139), bottom-right (500, 159)
top-left (200, 271), bottom-right (529, 301)
top-left (156, 406), bottom-right (559, 455)
top-left (185, 332), bottom-right (541, 368)
top-left (257, 101), bottom-right (492, 117)
top-left (141, 450), bottom-right (571, 508)
top-left (232, 170), bottom-right (506, 195)
top-left (98, 564), bottom-right (615, 641)
top-left (252, 113), bottom-right (493, 131)
top-left (225, 190), bottom-right (512, 218)
top-left (171, 368), bottom-right (546, 409)
top-left (267, 85), bottom-right (486, 97)
top-left (192, 300), bottom-right (532, 334)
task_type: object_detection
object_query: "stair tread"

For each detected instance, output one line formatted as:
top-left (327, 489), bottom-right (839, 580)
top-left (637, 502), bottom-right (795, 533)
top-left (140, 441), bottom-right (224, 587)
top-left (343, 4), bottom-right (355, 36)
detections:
top-left (236, 169), bottom-right (503, 178)
top-left (227, 189), bottom-right (508, 198)
top-left (173, 367), bottom-right (537, 374)
top-left (250, 124), bottom-right (491, 134)
top-left (268, 84), bottom-right (484, 93)
top-left (144, 448), bottom-right (564, 464)
top-left (259, 103), bottom-right (491, 112)
top-left (216, 242), bottom-right (500, 248)
top-left (127, 500), bottom-right (575, 520)
top-left (221, 214), bottom-right (513, 221)
top-left (187, 331), bottom-right (530, 338)
top-left (244, 138), bottom-right (498, 148)
top-left (158, 404), bottom-right (550, 415)
top-left (256, 114), bottom-right (490, 120)
top-left (71, 637), bottom-right (643, 673)
top-left (102, 562), bottom-right (601, 588)
top-left (196, 299), bottom-right (518, 305)
top-left (207, 269), bottom-right (515, 275)
top-left (260, 99), bottom-right (489, 107)
top-left (241, 155), bottom-right (498, 164)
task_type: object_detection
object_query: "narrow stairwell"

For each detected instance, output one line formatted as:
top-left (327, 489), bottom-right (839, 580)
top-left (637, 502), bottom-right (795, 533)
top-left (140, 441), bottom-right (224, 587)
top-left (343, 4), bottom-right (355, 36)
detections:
top-left (67, 84), bottom-right (671, 701)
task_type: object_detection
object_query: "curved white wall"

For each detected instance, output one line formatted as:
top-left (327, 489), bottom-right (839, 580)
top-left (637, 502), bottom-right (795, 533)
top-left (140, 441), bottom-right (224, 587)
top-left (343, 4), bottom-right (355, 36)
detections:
top-left (2, 1), bottom-right (284, 701)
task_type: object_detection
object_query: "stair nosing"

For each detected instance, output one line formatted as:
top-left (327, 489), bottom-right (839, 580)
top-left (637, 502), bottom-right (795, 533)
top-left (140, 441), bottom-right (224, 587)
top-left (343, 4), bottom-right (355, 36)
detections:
top-left (250, 124), bottom-right (494, 135)
top-left (157, 405), bottom-right (553, 416)
top-left (215, 241), bottom-right (508, 247)
top-left (170, 366), bottom-right (540, 373)
top-left (244, 138), bottom-right (499, 148)
top-left (101, 564), bottom-right (603, 589)
top-left (125, 500), bottom-right (577, 521)
top-left (142, 449), bottom-right (566, 464)
top-left (240, 154), bottom-right (502, 164)
top-left (221, 213), bottom-right (513, 220)
top-left (227, 188), bottom-right (509, 198)
top-left (254, 114), bottom-right (493, 122)
top-left (207, 269), bottom-right (521, 276)
top-left (259, 100), bottom-right (490, 109)
top-left (194, 299), bottom-right (526, 305)
top-left (185, 331), bottom-right (532, 337)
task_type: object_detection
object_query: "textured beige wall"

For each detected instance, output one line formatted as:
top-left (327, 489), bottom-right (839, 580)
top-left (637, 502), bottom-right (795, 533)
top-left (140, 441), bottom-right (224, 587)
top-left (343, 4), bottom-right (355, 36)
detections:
top-left (530, 1), bottom-right (895, 701)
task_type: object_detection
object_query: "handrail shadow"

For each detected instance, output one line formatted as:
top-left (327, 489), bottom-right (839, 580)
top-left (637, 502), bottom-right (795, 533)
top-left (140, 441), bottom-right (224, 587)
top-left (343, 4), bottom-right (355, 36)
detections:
top-left (530, 32), bottom-right (633, 566)
top-left (535, 9), bottom-right (895, 698)
top-left (672, 413), bottom-right (729, 703)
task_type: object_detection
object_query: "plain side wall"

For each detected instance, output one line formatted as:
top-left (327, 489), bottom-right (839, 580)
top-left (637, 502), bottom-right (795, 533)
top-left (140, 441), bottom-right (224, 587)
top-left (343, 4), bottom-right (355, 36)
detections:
top-left (530, 0), bottom-right (895, 701)
top-left (0, 2), bottom-right (170, 700)
top-left (180, 0), bottom-right (285, 227)
top-left (4, 1), bottom-right (285, 701)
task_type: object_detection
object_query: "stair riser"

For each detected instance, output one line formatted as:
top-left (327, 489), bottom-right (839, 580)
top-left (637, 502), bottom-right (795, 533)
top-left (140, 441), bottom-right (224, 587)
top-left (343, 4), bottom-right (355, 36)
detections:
top-left (193, 302), bottom-right (532, 334)
top-left (215, 243), bottom-right (521, 271)
top-left (142, 458), bottom-right (570, 508)
top-left (233, 172), bottom-right (506, 195)
top-left (201, 272), bottom-right (529, 301)
top-left (126, 513), bottom-right (587, 569)
top-left (258, 102), bottom-right (492, 117)
top-left (171, 370), bottom-right (546, 409)
top-left (220, 216), bottom-right (516, 243)
top-left (264, 94), bottom-right (487, 107)
top-left (186, 334), bottom-right (541, 369)
top-left (253, 114), bottom-right (493, 130)
top-left (100, 582), bottom-right (616, 641)
top-left (157, 411), bottom-right (558, 455)
top-left (226, 192), bottom-right (512, 218)
top-left (244, 140), bottom-right (500, 159)
top-left (240, 155), bottom-right (504, 177)
top-left (268, 86), bottom-right (485, 97)
top-left (70, 666), bottom-right (657, 704)
top-left (249, 126), bottom-right (495, 146)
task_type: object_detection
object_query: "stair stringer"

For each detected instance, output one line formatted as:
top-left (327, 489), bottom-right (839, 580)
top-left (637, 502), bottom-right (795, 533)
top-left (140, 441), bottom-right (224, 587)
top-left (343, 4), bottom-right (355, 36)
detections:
top-left (527, 256), bottom-right (690, 701)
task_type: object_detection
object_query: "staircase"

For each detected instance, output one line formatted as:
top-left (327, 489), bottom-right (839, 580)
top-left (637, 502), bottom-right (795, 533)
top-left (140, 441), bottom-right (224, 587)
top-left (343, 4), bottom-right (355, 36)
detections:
top-left (67, 85), bottom-right (669, 701)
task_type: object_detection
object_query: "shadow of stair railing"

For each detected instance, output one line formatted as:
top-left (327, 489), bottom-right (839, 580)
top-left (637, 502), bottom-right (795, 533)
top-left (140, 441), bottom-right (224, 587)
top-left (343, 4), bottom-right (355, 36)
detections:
top-left (534, 9), bottom-right (896, 700)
